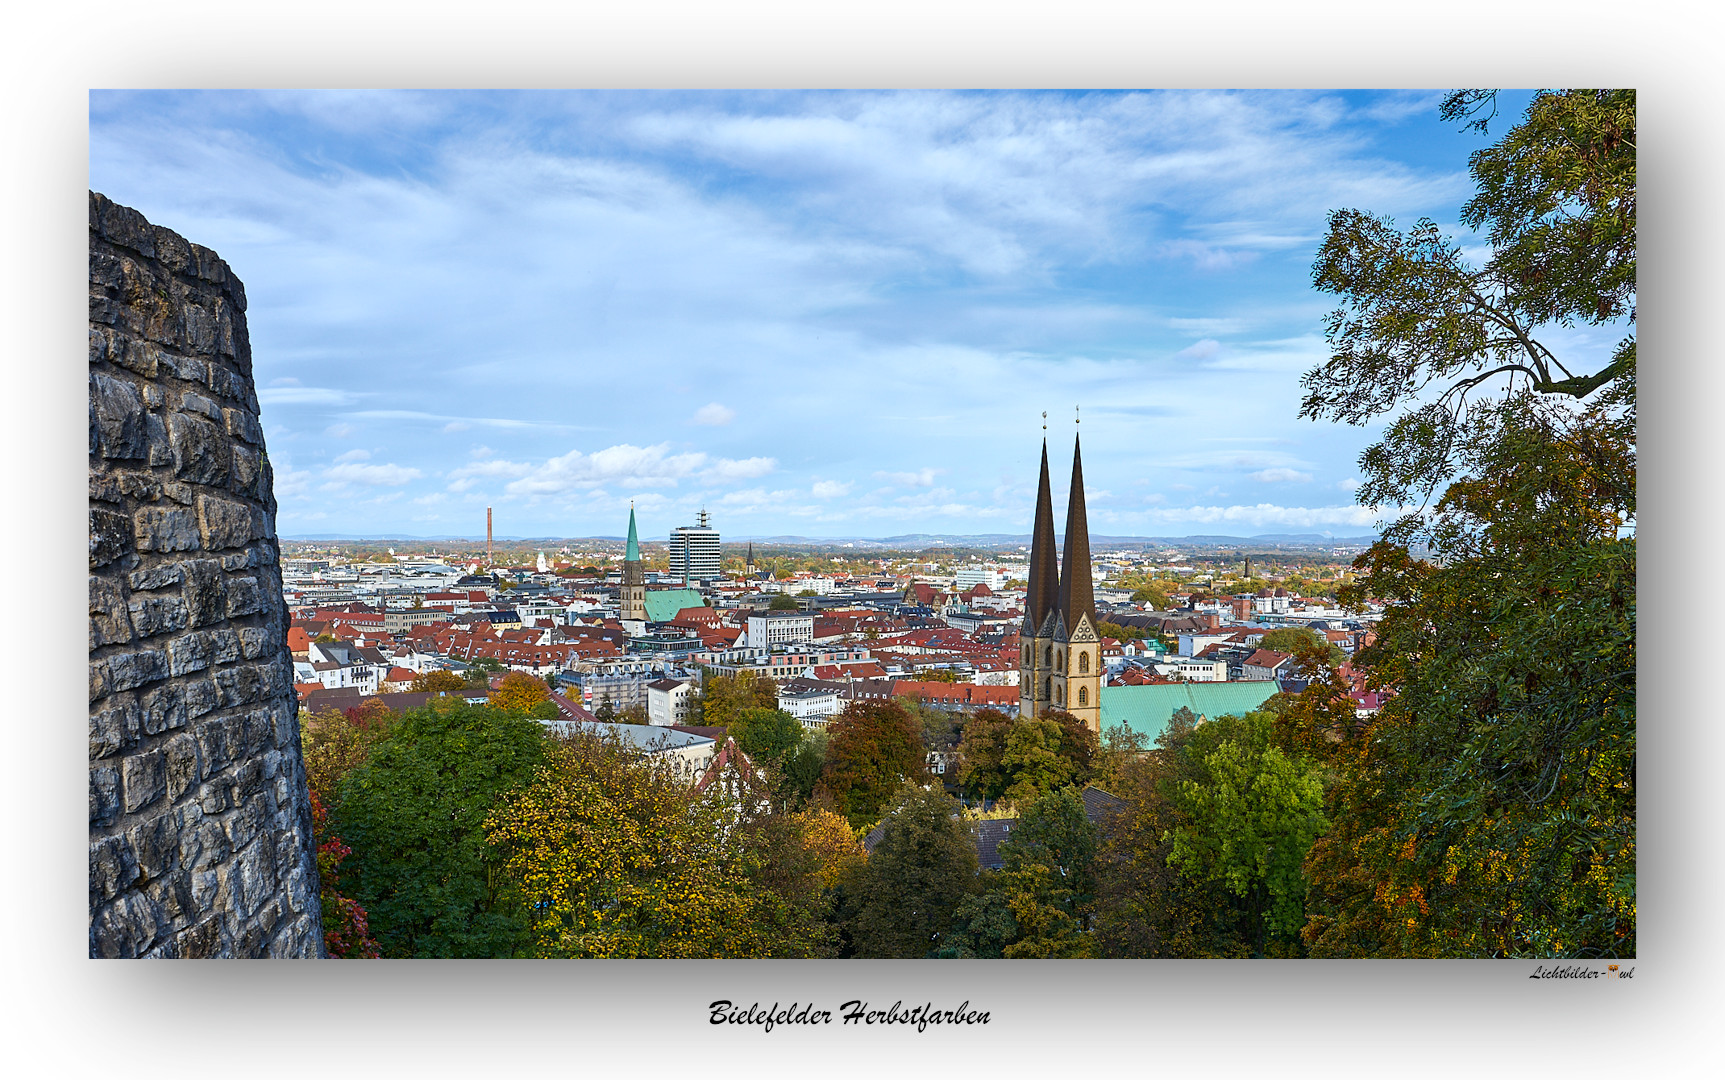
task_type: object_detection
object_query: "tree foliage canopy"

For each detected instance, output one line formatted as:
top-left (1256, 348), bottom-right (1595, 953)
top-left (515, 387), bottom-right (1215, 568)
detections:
top-left (696, 669), bottom-right (780, 729)
top-left (848, 784), bottom-right (977, 958)
top-left (483, 731), bottom-right (831, 958)
top-left (820, 700), bottom-right (928, 829)
top-left (330, 700), bottom-right (547, 958)
top-left (1302, 89), bottom-right (1634, 544)
top-left (1295, 90), bottom-right (1636, 958)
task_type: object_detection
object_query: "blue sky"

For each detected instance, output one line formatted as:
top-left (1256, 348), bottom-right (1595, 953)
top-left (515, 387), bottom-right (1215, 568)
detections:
top-left (89, 88), bottom-right (1595, 541)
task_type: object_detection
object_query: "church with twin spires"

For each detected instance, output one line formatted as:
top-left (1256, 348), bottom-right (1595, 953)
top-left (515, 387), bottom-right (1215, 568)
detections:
top-left (1018, 427), bottom-right (1102, 733)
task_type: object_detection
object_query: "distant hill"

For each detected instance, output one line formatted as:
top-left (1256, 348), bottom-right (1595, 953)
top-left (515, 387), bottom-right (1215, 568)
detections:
top-left (281, 531), bottom-right (1381, 549)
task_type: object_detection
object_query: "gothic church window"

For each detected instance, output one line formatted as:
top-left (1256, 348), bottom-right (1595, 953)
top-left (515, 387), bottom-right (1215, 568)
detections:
top-left (1056, 684), bottom-right (1064, 705)
top-left (1078, 686), bottom-right (1088, 706)
top-left (1079, 651), bottom-right (1089, 674)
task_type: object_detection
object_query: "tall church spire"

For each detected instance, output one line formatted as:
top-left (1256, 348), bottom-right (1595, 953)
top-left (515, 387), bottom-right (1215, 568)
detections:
top-left (1057, 429), bottom-right (1094, 635)
top-left (1023, 437), bottom-right (1060, 635)
top-left (621, 503), bottom-right (646, 623)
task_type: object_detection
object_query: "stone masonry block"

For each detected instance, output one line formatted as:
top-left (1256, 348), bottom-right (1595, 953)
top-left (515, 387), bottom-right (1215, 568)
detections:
top-left (127, 593), bottom-right (187, 639)
top-left (223, 407), bottom-right (262, 446)
top-left (90, 835), bottom-right (140, 903)
top-left (106, 649), bottom-right (168, 693)
top-left (184, 678), bottom-right (219, 719)
top-left (167, 412), bottom-right (230, 486)
top-left (121, 749), bottom-right (167, 814)
top-left (90, 766), bottom-right (121, 827)
top-left (128, 562), bottom-right (183, 591)
top-left (225, 576), bottom-right (263, 618)
top-left (89, 507), bottom-right (132, 567)
top-left (139, 682), bottom-right (187, 736)
top-left (239, 626), bottom-right (269, 660)
top-left (133, 505), bottom-right (200, 553)
top-left (180, 390), bottom-right (222, 421)
top-left (167, 631), bottom-right (215, 677)
top-left (165, 733), bottom-right (199, 803)
top-left (196, 493), bottom-right (258, 550)
top-left (89, 701), bottom-right (137, 759)
top-left (89, 574), bottom-right (131, 648)
top-left (181, 559), bottom-right (227, 627)
top-left (216, 664), bottom-right (267, 709)
top-left (90, 371), bottom-right (147, 460)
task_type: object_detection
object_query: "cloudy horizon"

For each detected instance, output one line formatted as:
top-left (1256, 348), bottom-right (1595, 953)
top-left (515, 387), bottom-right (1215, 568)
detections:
top-left (90, 89), bottom-right (1598, 543)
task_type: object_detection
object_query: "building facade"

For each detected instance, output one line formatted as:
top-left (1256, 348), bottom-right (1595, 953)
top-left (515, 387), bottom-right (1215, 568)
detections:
top-left (1018, 431), bottom-right (1102, 732)
top-left (746, 611), bottom-right (816, 650)
top-left (668, 509), bottom-right (722, 583)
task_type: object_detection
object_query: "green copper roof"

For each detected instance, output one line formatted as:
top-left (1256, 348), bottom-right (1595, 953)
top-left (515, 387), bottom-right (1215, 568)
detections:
top-left (625, 506), bottom-right (640, 562)
top-left (643, 588), bottom-right (706, 623)
top-left (1098, 681), bottom-right (1281, 745)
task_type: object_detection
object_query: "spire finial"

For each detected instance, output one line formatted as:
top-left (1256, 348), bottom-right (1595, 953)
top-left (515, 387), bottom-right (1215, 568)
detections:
top-left (1076, 404), bottom-right (1080, 426)
top-left (1042, 410), bottom-right (1047, 432)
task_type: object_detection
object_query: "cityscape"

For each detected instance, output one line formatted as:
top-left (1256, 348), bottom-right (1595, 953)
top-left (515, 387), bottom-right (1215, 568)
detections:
top-left (87, 88), bottom-right (1635, 966)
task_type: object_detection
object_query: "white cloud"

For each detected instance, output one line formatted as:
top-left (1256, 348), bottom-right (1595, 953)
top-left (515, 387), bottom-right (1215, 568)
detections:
top-left (692, 402), bottom-right (736, 426)
top-left (876, 467), bottom-right (942, 487)
top-left (1145, 503), bottom-right (1383, 528)
top-left (1338, 477), bottom-right (1361, 492)
top-left (258, 386), bottom-right (360, 406)
top-left (812, 480), bottom-right (853, 498)
top-left (323, 462), bottom-right (423, 486)
top-left (324, 423), bottom-right (353, 439)
top-left (333, 448), bottom-right (371, 463)
top-left (1174, 339), bottom-right (1221, 362)
top-left (506, 443), bottom-right (709, 496)
top-left (1250, 468), bottom-right (1313, 483)
top-left (703, 456), bottom-right (777, 482)
top-left (446, 458), bottom-right (536, 493)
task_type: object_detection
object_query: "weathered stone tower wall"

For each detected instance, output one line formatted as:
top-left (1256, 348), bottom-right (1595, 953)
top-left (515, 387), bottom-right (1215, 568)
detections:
top-left (88, 191), bottom-right (322, 958)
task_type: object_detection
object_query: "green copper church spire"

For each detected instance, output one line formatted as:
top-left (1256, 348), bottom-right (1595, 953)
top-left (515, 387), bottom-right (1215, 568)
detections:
top-left (626, 503), bottom-right (640, 562)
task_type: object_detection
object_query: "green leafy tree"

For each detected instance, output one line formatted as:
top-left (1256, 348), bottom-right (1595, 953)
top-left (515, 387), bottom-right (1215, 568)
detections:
top-left (695, 669), bottom-right (780, 729)
top-left (848, 784), bottom-right (978, 958)
top-left (1089, 723), bottom-right (1150, 798)
top-left (1297, 90), bottom-right (1636, 959)
top-left (955, 708), bottom-right (1014, 802)
top-left (1129, 583), bottom-right (1171, 609)
top-left (997, 787), bottom-right (1100, 958)
top-left (956, 709), bottom-right (1095, 806)
top-left (728, 706), bottom-right (805, 764)
top-left (330, 700), bottom-right (547, 958)
top-left (775, 731), bottom-right (828, 811)
top-left (1165, 711), bottom-right (1329, 955)
top-left (1256, 627), bottom-right (1346, 667)
top-left (936, 890), bottom-right (1019, 959)
top-left (768, 594), bottom-right (800, 610)
top-left (820, 700), bottom-right (928, 829)
top-left (1001, 718), bottom-right (1076, 806)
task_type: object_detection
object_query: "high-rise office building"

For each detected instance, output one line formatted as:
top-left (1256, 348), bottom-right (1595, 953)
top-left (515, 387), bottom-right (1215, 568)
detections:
top-left (668, 509), bottom-right (722, 584)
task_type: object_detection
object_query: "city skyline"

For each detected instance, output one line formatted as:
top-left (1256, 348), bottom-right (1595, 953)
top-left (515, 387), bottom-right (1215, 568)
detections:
top-left (90, 88), bottom-right (1620, 539)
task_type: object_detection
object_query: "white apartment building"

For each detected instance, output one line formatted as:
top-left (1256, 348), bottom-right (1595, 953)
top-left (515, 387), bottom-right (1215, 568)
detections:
top-left (778, 685), bottom-right (841, 728)
top-left (646, 677), bottom-right (696, 727)
top-left (746, 611), bottom-right (815, 650)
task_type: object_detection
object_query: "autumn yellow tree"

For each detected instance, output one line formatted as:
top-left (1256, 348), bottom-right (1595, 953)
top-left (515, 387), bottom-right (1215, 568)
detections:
top-left (484, 731), bottom-right (831, 958)
top-left (410, 669), bottom-right (466, 694)
top-left (489, 670), bottom-right (551, 712)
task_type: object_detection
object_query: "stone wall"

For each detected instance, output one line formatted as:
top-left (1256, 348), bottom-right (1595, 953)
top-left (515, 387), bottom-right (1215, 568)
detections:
top-left (88, 191), bottom-right (322, 958)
